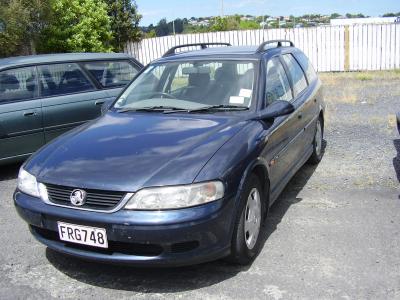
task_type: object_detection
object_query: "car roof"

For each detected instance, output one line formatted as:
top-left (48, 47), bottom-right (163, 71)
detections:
top-left (0, 52), bottom-right (136, 70)
top-left (156, 45), bottom-right (296, 63)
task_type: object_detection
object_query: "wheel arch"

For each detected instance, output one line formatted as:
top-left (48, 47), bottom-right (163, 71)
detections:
top-left (319, 110), bottom-right (324, 134)
top-left (237, 159), bottom-right (271, 216)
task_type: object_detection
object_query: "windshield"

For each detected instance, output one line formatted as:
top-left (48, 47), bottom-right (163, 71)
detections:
top-left (113, 60), bottom-right (256, 111)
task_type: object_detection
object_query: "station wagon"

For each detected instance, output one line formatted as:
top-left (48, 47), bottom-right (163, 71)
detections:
top-left (15, 41), bottom-right (325, 266)
top-left (0, 53), bottom-right (142, 165)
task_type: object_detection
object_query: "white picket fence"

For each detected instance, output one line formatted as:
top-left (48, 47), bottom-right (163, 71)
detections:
top-left (125, 24), bottom-right (400, 72)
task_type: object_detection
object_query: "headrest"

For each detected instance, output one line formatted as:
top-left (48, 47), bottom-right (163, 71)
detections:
top-left (62, 70), bottom-right (80, 82)
top-left (26, 77), bottom-right (36, 92)
top-left (214, 64), bottom-right (237, 82)
top-left (188, 72), bottom-right (210, 87)
top-left (0, 74), bottom-right (20, 91)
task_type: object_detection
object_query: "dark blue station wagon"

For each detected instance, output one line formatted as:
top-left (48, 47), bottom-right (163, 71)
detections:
top-left (15, 41), bottom-right (325, 266)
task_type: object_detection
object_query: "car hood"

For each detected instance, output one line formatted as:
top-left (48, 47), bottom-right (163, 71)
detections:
top-left (27, 111), bottom-right (247, 192)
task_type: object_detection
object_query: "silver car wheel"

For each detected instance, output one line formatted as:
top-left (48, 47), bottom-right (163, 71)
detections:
top-left (244, 187), bottom-right (262, 250)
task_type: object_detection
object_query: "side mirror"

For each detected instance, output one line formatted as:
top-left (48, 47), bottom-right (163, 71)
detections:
top-left (257, 100), bottom-right (295, 121)
top-left (101, 99), bottom-right (113, 115)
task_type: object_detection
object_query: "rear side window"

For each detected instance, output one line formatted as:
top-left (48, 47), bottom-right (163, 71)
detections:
top-left (83, 60), bottom-right (139, 88)
top-left (294, 52), bottom-right (317, 83)
top-left (0, 67), bottom-right (38, 102)
top-left (265, 57), bottom-right (292, 105)
top-left (282, 54), bottom-right (308, 96)
top-left (38, 63), bottom-right (95, 97)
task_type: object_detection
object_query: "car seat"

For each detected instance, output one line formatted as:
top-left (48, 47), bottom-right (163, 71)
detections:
top-left (180, 72), bottom-right (210, 101)
top-left (206, 64), bottom-right (238, 105)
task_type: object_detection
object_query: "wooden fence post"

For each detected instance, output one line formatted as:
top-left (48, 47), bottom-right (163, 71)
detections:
top-left (344, 25), bottom-right (350, 71)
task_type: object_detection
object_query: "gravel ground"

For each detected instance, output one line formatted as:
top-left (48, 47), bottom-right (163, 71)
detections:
top-left (0, 71), bottom-right (399, 299)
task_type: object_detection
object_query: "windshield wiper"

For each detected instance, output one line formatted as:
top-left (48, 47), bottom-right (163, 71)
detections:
top-left (117, 106), bottom-right (187, 113)
top-left (163, 105), bottom-right (249, 114)
top-left (187, 105), bottom-right (250, 113)
top-left (118, 105), bottom-right (249, 114)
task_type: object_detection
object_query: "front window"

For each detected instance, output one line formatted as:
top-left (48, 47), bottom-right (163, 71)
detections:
top-left (114, 60), bottom-right (255, 111)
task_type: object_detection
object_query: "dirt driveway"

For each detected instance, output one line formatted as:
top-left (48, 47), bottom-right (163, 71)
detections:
top-left (0, 71), bottom-right (399, 299)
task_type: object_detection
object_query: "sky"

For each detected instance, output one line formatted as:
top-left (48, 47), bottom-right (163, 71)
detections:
top-left (135, 0), bottom-right (400, 25)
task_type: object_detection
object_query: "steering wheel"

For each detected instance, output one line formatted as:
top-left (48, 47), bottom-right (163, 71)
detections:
top-left (151, 92), bottom-right (177, 99)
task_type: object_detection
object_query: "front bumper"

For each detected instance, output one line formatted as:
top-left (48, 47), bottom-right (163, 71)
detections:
top-left (14, 191), bottom-right (235, 266)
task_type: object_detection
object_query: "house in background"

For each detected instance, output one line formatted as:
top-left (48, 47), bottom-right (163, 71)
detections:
top-left (331, 16), bottom-right (400, 26)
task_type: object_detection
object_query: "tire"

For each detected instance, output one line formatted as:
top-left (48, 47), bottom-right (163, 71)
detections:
top-left (308, 117), bottom-right (324, 165)
top-left (227, 174), bottom-right (265, 265)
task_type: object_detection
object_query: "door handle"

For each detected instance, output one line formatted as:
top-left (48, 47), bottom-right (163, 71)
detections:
top-left (95, 100), bottom-right (105, 106)
top-left (23, 111), bottom-right (36, 117)
top-left (298, 113), bottom-right (302, 119)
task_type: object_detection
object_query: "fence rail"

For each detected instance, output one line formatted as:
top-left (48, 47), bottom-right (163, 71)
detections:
top-left (125, 24), bottom-right (400, 72)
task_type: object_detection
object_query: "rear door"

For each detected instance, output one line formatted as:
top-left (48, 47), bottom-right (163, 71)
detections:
top-left (292, 51), bottom-right (320, 142)
top-left (82, 60), bottom-right (140, 103)
top-left (281, 53), bottom-right (315, 156)
top-left (0, 66), bottom-right (45, 161)
top-left (38, 63), bottom-right (108, 142)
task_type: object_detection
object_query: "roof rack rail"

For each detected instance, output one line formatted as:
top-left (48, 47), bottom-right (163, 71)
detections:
top-left (256, 40), bottom-right (294, 53)
top-left (162, 42), bottom-right (231, 57)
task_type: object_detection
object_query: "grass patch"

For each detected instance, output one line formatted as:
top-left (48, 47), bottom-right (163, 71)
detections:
top-left (355, 73), bottom-right (373, 81)
top-left (320, 70), bottom-right (400, 81)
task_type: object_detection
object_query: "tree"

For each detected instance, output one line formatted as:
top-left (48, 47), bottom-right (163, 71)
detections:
top-left (155, 18), bottom-right (169, 36)
top-left (383, 13), bottom-right (396, 17)
top-left (39, 0), bottom-right (113, 53)
top-left (330, 13), bottom-right (341, 19)
top-left (26, 0), bottom-right (53, 54)
top-left (0, 0), bottom-right (52, 57)
top-left (145, 29), bottom-right (156, 38)
top-left (168, 18), bottom-right (184, 34)
top-left (105, 0), bottom-right (142, 51)
top-left (383, 12), bottom-right (400, 17)
top-left (210, 16), bottom-right (228, 31)
top-left (346, 13), bottom-right (365, 18)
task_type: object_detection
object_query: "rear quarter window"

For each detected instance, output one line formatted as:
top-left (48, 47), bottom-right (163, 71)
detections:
top-left (83, 60), bottom-right (139, 88)
top-left (282, 54), bottom-right (308, 97)
top-left (294, 51), bottom-right (318, 83)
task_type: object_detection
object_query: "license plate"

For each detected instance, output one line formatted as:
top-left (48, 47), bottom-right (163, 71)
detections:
top-left (57, 222), bottom-right (108, 248)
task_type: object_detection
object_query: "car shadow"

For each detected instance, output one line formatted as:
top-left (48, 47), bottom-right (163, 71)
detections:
top-left (0, 163), bottom-right (21, 181)
top-left (393, 139), bottom-right (400, 184)
top-left (45, 142), bottom-right (326, 292)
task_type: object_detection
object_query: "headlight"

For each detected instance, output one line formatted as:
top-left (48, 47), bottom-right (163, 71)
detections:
top-left (124, 181), bottom-right (224, 210)
top-left (17, 168), bottom-right (40, 198)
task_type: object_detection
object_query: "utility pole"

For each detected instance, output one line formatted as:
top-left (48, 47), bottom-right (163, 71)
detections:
top-left (220, 0), bottom-right (224, 17)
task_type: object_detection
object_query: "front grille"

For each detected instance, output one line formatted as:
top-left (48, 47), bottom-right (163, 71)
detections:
top-left (46, 183), bottom-right (126, 211)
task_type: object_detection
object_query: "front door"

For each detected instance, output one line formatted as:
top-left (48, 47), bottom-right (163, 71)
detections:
top-left (259, 56), bottom-right (303, 201)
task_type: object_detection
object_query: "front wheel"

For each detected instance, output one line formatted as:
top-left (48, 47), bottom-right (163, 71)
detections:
top-left (227, 174), bottom-right (265, 265)
top-left (308, 117), bottom-right (324, 164)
